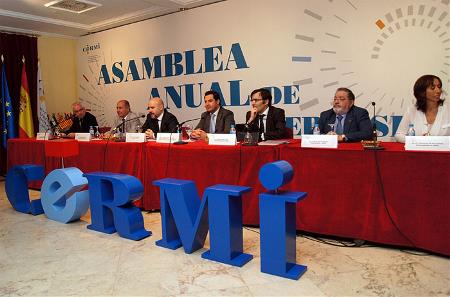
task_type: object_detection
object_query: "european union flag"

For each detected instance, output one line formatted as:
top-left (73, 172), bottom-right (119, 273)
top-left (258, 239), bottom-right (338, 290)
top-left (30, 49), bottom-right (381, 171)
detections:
top-left (1, 60), bottom-right (16, 149)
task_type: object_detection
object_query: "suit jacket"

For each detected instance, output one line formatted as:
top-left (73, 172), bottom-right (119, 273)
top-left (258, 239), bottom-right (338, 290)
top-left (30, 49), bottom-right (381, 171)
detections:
top-left (141, 110), bottom-right (179, 135)
top-left (112, 112), bottom-right (142, 133)
top-left (195, 107), bottom-right (235, 133)
top-left (318, 105), bottom-right (372, 142)
top-left (66, 112), bottom-right (98, 134)
top-left (245, 106), bottom-right (286, 140)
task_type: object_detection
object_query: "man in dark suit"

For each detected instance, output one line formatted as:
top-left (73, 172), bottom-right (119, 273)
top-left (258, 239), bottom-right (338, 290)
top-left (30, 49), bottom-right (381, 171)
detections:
top-left (65, 102), bottom-right (98, 138)
top-left (245, 88), bottom-right (286, 140)
top-left (318, 87), bottom-right (372, 142)
top-left (141, 97), bottom-right (179, 139)
top-left (191, 90), bottom-right (235, 140)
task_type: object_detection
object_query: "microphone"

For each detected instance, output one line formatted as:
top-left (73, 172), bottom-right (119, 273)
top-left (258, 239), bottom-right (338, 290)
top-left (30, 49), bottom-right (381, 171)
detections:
top-left (371, 101), bottom-right (377, 142)
top-left (173, 117), bottom-right (202, 145)
top-left (112, 115), bottom-right (146, 132)
top-left (176, 117), bottom-right (202, 131)
top-left (362, 101), bottom-right (384, 150)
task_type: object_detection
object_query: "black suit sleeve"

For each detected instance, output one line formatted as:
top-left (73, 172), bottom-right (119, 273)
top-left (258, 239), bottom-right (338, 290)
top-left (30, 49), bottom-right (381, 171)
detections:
top-left (345, 108), bottom-right (373, 142)
top-left (90, 114), bottom-right (98, 128)
top-left (163, 112), bottom-right (179, 133)
top-left (318, 111), bottom-right (329, 135)
top-left (264, 108), bottom-right (286, 140)
top-left (65, 119), bottom-right (77, 134)
top-left (141, 115), bottom-right (151, 132)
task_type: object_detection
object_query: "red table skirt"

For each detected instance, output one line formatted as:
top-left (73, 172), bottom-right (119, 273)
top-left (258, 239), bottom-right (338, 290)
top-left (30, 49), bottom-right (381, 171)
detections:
top-left (6, 138), bottom-right (450, 256)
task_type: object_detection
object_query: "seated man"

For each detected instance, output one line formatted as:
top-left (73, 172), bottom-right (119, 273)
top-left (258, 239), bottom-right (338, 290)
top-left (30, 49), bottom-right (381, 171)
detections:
top-left (318, 87), bottom-right (372, 142)
top-left (141, 97), bottom-right (179, 139)
top-left (191, 90), bottom-right (235, 140)
top-left (112, 99), bottom-right (142, 133)
top-left (246, 88), bottom-right (286, 140)
top-left (64, 102), bottom-right (98, 138)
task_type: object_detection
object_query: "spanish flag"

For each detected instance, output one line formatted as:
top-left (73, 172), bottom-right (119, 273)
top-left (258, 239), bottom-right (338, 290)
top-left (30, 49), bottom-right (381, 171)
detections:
top-left (19, 60), bottom-right (34, 138)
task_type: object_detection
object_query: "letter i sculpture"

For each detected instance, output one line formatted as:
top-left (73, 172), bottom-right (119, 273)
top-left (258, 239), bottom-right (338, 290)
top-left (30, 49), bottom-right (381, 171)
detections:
top-left (258, 160), bottom-right (307, 280)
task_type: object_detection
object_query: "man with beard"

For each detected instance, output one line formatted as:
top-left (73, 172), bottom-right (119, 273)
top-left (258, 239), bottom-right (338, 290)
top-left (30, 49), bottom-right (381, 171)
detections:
top-left (318, 87), bottom-right (372, 142)
top-left (64, 102), bottom-right (98, 138)
top-left (141, 97), bottom-right (179, 139)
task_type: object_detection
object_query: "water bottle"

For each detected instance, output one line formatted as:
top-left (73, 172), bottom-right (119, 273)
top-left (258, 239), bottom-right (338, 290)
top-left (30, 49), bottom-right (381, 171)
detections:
top-left (136, 123), bottom-right (141, 133)
top-left (94, 126), bottom-right (100, 138)
top-left (230, 124), bottom-right (236, 134)
top-left (89, 126), bottom-right (94, 138)
top-left (313, 124), bottom-right (320, 135)
top-left (407, 124), bottom-right (415, 136)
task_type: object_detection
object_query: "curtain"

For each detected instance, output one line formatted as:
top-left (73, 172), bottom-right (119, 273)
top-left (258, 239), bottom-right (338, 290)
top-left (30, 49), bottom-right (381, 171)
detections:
top-left (0, 32), bottom-right (38, 175)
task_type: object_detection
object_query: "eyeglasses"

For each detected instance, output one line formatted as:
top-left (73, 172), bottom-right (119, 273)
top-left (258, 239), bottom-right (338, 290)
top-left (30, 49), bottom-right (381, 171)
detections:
top-left (250, 98), bottom-right (264, 103)
top-left (333, 97), bottom-right (348, 101)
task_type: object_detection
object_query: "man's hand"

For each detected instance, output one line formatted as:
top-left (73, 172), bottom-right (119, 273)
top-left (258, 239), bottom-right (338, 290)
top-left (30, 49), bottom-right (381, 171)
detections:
top-left (145, 129), bottom-right (154, 140)
top-left (191, 129), bottom-right (207, 140)
top-left (248, 107), bottom-right (258, 123)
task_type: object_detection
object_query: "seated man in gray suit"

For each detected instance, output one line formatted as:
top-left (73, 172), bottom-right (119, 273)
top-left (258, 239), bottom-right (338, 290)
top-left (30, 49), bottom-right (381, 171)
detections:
top-left (111, 99), bottom-right (142, 133)
top-left (191, 90), bottom-right (235, 140)
top-left (318, 87), bottom-right (372, 142)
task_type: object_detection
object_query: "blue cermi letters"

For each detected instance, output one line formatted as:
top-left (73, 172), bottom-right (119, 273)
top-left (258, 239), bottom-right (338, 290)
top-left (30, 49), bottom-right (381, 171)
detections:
top-left (153, 179), bottom-right (253, 267)
top-left (5, 161), bottom-right (307, 280)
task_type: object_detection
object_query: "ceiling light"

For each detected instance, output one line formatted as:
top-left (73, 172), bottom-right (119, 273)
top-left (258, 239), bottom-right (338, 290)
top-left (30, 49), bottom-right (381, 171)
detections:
top-left (44, 0), bottom-right (102, 14)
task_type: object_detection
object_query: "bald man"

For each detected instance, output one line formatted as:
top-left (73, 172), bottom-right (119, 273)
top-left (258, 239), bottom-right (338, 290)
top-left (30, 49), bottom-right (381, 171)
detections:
top-left (141, 97), bottom-right (179, 139)
top-left (112, 99), bottom-right (142, 133)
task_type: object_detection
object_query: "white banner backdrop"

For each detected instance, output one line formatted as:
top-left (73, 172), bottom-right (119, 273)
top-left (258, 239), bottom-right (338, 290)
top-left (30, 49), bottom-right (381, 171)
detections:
top-left (77, 0), bottom-right (449, 138)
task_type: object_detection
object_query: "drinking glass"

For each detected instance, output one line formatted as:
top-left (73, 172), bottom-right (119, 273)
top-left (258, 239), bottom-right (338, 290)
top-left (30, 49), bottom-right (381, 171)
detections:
top-left (184, 124), bottom-right (193, 140)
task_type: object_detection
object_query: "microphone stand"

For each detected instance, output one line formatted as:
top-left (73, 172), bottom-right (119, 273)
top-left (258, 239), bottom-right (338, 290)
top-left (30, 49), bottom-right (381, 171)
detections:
top-left (112, 115), bottom-right (145, 142)
top-left (362, 101), bottom-right (384, 150)
top-left (173, 117), bottom-right (201, 145)
top-left (372, 101), bottom-right (377, 142)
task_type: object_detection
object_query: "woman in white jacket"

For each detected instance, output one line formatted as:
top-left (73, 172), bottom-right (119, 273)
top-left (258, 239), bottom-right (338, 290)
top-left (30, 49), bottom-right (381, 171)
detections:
top-left (395, 75), bottom-right (450, 143)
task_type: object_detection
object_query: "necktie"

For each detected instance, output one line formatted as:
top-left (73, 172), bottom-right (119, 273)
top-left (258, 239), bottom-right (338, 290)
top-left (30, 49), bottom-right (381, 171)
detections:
top-left (121, 118), bottom-right (126, 133)
top-left (155, 119), bottom-right (160, 133)
top-left (336, 115), bottom-right (343, 135)
top-left (259, 114), bottom-right (265, 134)
top-left (210, 113), bottom-right (216, 133)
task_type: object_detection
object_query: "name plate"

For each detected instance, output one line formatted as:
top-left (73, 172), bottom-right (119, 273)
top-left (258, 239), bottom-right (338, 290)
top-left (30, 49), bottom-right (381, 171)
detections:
top-left (156, 133), bottom-right (181, 143)
top-left (301, 135), bottom-right (338, 149)
top-left (36, 132), bottom-right (53, 140)
top-left (405, 136), bottom-right (450, 151)
top-left (75, 133), bottom-right (91, 142)
top-left (208, 134), bottom-right (236, 145)
top-left (125, 133), bottom-right (147, 143)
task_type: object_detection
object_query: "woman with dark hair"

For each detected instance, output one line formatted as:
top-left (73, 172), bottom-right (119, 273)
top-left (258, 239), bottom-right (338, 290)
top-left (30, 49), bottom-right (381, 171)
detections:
top-left (395, 74), bottom-right (450, 142)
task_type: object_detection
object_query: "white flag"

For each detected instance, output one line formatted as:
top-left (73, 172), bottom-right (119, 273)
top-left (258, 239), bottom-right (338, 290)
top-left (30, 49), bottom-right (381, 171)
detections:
top-left (37, 62), bottom-right (51, 133)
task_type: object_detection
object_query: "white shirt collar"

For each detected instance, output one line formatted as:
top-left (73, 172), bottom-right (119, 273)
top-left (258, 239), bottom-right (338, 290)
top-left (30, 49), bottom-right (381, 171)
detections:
top-left (157, 111), bottom-right (164, 122)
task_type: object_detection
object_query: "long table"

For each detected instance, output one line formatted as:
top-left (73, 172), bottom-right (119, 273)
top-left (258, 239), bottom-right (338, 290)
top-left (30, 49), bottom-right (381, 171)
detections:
top-left (6, 138), bottom-right (450, 256)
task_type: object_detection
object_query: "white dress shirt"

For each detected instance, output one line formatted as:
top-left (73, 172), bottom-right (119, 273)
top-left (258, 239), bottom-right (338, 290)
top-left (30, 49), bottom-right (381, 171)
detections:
top-left (395, 101), bottom-right (450, 143)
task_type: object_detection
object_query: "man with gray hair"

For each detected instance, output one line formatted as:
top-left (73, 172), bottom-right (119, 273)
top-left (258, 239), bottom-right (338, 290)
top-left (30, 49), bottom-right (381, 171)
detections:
top-left (318, 87), bottom-right (372, 142)
top-left (65, 102), bottom-right (98, 138)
